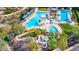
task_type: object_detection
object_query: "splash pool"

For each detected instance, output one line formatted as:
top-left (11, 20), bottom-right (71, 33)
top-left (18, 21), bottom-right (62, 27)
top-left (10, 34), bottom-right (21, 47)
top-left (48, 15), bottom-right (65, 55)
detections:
top-left (49, 26), bottom-right (58, 33)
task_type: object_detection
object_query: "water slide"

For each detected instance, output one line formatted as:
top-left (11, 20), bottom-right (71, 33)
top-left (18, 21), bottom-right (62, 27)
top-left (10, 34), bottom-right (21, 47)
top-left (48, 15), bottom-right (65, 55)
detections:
top-left (35, 35), bottom-right (49, 48)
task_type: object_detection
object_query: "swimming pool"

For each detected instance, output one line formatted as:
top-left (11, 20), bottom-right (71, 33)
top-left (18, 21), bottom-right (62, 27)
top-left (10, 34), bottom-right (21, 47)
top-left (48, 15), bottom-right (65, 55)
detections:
top-left (24, 11), bottom-right (58, 33)
top-left (25, 12), bottom-right (48, 28)
top-left (59, 10), bottom-right (70, 23)
top-left (49, 26), bottom-right (58, 33)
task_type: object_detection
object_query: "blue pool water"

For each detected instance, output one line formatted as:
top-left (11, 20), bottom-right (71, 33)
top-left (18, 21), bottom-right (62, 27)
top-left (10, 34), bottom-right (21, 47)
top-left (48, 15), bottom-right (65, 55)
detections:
top-left (24, 12), bottom-right (58, 33)
top-left (49, 26), bottom-right (58, 33)
top-left (60, 10), bottom-right (69, 22)
top-left (25, 12), bottom-right (48, 28)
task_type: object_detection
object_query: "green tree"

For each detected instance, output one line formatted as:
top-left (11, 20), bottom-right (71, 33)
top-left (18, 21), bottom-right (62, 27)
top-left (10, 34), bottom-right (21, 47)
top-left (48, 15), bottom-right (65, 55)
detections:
top-left (45, 32), bottom-right (57, 38)
top-left (39, 7), bottom-right (47, 11)
top-left (46, 32), bottom-right (57, 50)
top-left (60, 24), bottom-right (73, 33)
top-left (72, 8), bottom-right (79, 23)
top-left (28, 29), bottom-right (42, 37)
top-left (12, 23), bottom-right (25, 35)
top-left (59, 24), bottom-right (79, 35)
top-left (28, 31), bottom-right (35, 37)
top-left (0, 25), bottom-right (11, 33)
top-left (28, 38), bottom-right (38, 51)
top-left (28, 7), bottom-right (35, 12)
top-left (0, 39), bottom-right (9, 51)
top-left (48, 38), bottom-right (57, 50)
top-left (4, 7), bottom-right (18, 14)
top-left (57, 33), bottom-right (68, 50)
top-left (34, 29), bottom-right (42, 36)
top-left (0, 32), bottom-right (8, 40)
top-left (72, 26), bottom-right (79, 34)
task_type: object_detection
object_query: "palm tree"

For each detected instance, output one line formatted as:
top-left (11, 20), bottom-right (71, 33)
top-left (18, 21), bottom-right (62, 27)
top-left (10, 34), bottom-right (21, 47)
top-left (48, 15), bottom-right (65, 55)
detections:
top-left (73, 8), bottom-right (79, 23)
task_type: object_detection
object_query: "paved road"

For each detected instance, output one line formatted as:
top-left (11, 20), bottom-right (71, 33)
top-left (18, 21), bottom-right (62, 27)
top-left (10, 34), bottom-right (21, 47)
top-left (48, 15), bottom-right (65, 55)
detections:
top-left (71, 46), bottom-right (79, 51)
